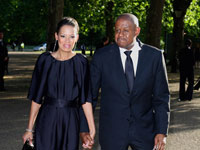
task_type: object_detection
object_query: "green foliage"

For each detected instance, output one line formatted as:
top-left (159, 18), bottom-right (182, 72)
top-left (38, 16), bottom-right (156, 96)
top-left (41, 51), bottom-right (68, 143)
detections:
top-left (0, 0), bottom-right (199, 46)
top-left (64, 0), bottom-right (149, 45)
top-left (163, 0), bottom-right (174, 33)
top-left (184, 0), bottom-right (200, 37)
top-left (162, 0), bottom-right (200, 36)
top-left (0, 0), bottom-right (48, 44)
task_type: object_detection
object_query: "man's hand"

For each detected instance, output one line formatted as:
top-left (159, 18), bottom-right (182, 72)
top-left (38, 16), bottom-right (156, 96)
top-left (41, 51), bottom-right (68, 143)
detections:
top-left (154, 134), bottom-right (166, 150)
top-left (80, 132), bottom-right (94, 149)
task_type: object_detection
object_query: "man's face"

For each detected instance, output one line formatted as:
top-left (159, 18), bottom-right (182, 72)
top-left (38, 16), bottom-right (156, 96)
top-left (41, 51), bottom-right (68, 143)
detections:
top-left (0, 32), bottom-right (3, 39)
top-left (115, 18), bottom-right (140, 50)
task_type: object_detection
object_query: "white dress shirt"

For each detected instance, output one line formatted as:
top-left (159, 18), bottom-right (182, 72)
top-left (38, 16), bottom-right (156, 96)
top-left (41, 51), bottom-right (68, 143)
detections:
top-left (119, 41), bottom-right (141, 77)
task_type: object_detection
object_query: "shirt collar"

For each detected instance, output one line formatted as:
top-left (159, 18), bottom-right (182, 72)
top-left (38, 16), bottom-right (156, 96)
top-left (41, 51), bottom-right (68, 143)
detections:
top-left (119, 40), bottom-right (141, 52)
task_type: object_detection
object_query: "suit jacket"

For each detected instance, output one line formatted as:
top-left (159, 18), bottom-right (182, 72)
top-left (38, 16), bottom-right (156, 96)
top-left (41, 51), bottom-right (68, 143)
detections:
top-left (90, 39), bottom-right (170, 148)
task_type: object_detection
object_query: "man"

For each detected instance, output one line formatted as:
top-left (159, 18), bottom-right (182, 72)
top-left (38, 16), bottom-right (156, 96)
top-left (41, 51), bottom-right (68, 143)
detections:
top-left (21, 42), bottom-right (25, 51)
top-left (81, 13), bottom-right (170, 150)
top-left (81, 43), bottom-right (86, 55)
top-left (0, 31), bottom-right (8, 91)
top-left (178, 39), bottom-right (195, 101)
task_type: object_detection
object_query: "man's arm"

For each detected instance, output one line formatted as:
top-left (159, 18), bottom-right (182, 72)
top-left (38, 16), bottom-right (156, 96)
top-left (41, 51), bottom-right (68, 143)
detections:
top-left (152, 51), bottom-right (170, 134)
top-left (79, 51), bottom-right (102, 132)
top-left (80, 51), bottom-right (102, 148)
top-left (90, 51), bottom-right (102, 104)
top-left (152, 51), bottom-right (170, 150)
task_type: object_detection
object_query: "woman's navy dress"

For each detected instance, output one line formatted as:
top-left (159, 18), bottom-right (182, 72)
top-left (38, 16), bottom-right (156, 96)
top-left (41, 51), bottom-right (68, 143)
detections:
top-left (27, 52), bottom-right (92, 150)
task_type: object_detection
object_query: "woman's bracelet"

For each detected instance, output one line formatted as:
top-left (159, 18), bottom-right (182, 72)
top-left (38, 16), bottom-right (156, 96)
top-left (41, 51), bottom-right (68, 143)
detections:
top-left (26, 128), bottom-right (34, 133)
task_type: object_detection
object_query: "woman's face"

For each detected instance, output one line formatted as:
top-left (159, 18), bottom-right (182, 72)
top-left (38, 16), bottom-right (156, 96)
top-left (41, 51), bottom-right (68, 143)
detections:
top-left (55, 25), bottom-right (79, 52)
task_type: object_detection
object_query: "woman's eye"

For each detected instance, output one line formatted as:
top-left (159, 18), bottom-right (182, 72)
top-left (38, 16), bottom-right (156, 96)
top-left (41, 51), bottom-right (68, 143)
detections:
top-left (70, 35), bottom-right (75, 38)
top-left (115, 29), bottom-right (120, 33)
top-left (60, 35), bottom-right (65, 38)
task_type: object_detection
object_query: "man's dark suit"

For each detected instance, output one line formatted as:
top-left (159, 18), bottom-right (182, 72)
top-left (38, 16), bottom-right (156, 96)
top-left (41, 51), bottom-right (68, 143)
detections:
top-left (0, 40), bottom-right (8, 90)
top-left (90, 40), bottom-right (170, 150)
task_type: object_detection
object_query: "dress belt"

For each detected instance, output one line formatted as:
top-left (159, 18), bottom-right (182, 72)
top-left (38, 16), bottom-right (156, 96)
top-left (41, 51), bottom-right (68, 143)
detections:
top-left (44, 96), bottom-right (79, 108)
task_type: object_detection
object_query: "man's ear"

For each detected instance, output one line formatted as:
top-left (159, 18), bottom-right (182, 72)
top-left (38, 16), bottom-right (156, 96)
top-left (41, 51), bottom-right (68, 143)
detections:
top-left (135, 27), bottom-right (141, 36)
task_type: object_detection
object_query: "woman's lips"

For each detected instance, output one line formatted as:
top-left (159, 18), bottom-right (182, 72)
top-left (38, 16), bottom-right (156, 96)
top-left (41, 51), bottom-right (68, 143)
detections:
top-left (64, 44), bottom-right (71, 48)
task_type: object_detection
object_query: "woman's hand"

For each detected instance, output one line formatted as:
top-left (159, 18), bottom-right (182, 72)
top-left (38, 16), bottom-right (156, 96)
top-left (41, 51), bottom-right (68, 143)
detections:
top-left (22, 131), bottom-right (33, 145)
top-left (90, 128), bottom-right (96, 140)
top-left (22, 101), bottom-right (41, 145)
top-left (80, 132), bottom-right (94, 149)
top-left (82, 102), bottom-right (96, 140)
top-left (82, 102), bottom-right (96, 149)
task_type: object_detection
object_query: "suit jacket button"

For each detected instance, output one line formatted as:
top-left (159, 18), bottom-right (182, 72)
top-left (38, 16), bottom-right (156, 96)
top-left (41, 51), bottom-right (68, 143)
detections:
top-left (132, 90), bottom-right (137, 95)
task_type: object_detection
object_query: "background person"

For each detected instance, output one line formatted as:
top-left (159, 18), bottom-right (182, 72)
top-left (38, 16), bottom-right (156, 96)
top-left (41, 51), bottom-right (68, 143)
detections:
top-left (11, 41), bottom-right (16, 51)
top-left (0, 30), bottom-right (8, 91)
top-left (178, 39), bottom-right (195, 101)
top-left (81, 43), bottom-right (86, 55)
top-left (21, 42), bottom-right (24, 51)
top-left (194, 43), bottom-right (200, 68)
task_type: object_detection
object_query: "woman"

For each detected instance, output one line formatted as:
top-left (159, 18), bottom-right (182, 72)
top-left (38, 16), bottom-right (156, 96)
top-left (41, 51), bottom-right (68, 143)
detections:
top-left (22, 17), bottom-right (95, 150)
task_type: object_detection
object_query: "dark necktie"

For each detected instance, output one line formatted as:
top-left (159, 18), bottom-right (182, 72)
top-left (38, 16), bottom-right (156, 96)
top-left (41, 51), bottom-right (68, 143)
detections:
top-left (124, 51), bottom-right (134, 92)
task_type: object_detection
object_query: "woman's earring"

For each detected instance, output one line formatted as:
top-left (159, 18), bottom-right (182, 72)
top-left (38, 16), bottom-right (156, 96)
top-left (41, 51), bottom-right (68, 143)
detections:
top-left (53, 40), bottom-right (57, 52)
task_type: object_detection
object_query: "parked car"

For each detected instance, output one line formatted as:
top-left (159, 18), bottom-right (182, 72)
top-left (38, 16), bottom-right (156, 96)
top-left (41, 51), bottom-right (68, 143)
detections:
top-left (33, 43), bottom-right (46, 51)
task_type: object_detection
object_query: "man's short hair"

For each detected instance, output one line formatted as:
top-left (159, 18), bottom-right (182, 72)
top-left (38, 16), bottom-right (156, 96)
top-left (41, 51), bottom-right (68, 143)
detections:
top-left (116, 13), bottom-right (139, 27)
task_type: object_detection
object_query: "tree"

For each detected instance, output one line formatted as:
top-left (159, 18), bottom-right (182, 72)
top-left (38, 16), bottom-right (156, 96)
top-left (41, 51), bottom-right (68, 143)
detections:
top-left (105, 1), bottom-right (114, 43)
top-left (1, 0), bottom-right (199, 52)
top-left (0, 0), bottom-right (48, 44)
top-left (68, 0), bottom-right (149, 46)
top-left (145, 0), bottom-right (165, 48)
top-left (170, 0), bottom-right (192, 73)
top-left (184, 0), bottom-right (200, 37)
top-left (46, 0), bottom-right (64, 51)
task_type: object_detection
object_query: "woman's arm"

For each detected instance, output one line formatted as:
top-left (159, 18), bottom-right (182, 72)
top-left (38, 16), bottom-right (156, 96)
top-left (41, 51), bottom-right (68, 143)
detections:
top-left (82, 102), bottom-right (96, 140)
top-left (22, 101), bottom-right (41, 144)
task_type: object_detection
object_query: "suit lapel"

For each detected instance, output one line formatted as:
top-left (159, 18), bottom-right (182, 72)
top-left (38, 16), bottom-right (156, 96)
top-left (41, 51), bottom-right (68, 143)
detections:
top-left (134, 40), bottom-right (146, 87)
top-left (111, 44), bottom-right (128, 90)
top-left (135, 49), bottom-right (145, 80)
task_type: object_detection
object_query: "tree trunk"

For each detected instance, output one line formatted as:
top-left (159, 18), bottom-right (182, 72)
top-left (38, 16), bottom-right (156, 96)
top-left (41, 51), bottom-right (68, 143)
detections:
top-left (46, 0), bottom-right (64, 51)
top-left (145, 0), bottom-right (165, 49)
top-left (105, 1), bottom-right (114, 43)
top-left (170, 0), bottom-right (192, 73)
